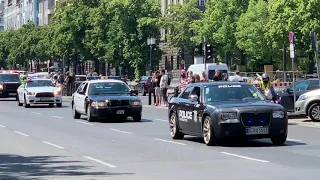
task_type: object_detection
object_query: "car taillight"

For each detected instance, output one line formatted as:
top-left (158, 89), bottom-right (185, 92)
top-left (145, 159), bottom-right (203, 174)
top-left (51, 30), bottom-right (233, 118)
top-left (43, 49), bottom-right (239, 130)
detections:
top-left (144, 82), bottom-right (149, 86)
top-left (0, 84), bottom-right (3, 90)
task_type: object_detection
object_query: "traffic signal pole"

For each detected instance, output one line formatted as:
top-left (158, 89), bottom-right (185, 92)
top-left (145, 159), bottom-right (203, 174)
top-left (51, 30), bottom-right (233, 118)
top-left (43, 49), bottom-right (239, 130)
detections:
top-left (204, 36), bottom-right (207, 73)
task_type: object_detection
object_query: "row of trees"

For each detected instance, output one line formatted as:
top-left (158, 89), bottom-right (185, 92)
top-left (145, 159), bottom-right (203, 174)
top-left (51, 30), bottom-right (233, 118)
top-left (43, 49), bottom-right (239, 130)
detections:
top-left (0, 0), bottom-right (319, 76)
top-left (164, 0), bottom-right (320, 72)
top-left (0, 0), bottom-right (161, 78)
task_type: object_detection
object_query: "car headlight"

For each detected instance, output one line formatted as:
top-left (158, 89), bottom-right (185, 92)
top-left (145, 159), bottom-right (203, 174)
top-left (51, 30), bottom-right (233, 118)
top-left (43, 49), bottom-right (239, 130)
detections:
top-left (54, 91), bottom-right (61, 96)
top-left (27, 92), bottom-right (36, 96)
top-left (297, 94), bottom-right (307, 101)
top-left (131, 100), bottom-right (141, 106)
top-left (221, 112), bottom-right (237, 120)
top-left (91, 101), bottom-right (108, 108)
top-left (273, 111), bottom-right (284, 118)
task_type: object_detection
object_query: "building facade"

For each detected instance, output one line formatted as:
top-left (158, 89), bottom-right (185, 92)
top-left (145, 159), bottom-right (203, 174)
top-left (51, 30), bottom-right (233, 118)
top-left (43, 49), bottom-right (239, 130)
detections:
top-left (159, 0), bottom-right (206, 76)
top-left (0, 1), bottom-right (4, 31)
top-left (38, 0), bottom-right (55, 26)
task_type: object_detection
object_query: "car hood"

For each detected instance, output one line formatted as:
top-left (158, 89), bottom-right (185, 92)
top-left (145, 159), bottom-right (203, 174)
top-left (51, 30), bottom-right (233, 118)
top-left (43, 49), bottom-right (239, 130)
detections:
top-left (25, 87), bottom-right (59, 93)
top-left (207, 101), bottom-right (282, 109)
top-left (89, 94), bottom-right (140, 101)
top-left (302, 89), bottom-right (320, 97)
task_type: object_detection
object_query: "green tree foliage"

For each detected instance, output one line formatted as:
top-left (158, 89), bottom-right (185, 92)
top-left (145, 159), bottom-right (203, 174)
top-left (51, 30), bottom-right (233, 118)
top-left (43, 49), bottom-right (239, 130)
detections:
top-left (161, 0), bottom-right (202, 54)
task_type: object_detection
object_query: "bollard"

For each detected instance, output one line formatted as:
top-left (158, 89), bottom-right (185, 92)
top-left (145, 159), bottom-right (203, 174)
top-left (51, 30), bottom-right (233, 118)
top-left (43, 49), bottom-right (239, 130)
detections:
top-left (148, 87), bottom-right (152, 105)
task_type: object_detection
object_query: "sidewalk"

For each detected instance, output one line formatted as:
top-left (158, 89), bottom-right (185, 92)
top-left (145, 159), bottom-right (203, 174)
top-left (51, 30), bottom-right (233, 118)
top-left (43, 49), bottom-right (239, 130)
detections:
top-left (62, 96), bottom-right (72, 102)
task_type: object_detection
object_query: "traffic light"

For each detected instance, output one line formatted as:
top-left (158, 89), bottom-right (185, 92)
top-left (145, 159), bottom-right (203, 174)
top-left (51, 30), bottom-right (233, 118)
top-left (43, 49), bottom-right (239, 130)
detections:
top-left (194, 44), bottom-right (203, 56)
top-left (206, 44), bottom-right (213, 61)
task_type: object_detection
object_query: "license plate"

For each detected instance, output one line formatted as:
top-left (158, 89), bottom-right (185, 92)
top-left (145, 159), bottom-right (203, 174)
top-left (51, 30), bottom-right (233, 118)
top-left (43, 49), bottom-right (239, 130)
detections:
top-left (40, 98), bottom-right (51, 101)
top-left (116, 110), bottom-right (125, 114)
top-left (9, 93), bottom-right (17, 96)
top-left (246, 127), bottom-right (268, 135)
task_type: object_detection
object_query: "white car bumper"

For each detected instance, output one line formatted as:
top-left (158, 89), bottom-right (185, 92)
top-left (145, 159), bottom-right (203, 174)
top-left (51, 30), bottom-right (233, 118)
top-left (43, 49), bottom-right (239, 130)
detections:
top-left (26, 95), bottom-right (62, 104)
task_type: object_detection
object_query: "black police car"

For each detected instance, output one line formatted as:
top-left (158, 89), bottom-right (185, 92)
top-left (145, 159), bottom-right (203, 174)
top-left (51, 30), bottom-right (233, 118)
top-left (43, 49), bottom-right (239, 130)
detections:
top-left (0, 72), bottom-right (21, 100)
top-left (168, 82), bottom-right (288, 146)
top-left (71, 79), bottom-right (141, 122)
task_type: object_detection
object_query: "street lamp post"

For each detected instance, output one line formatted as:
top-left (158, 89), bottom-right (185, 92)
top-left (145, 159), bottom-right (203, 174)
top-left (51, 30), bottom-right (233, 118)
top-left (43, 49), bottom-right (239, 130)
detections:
top-left (147, 37), bottom-right (156, 76)
top-left (147, 37), bottom-right (156, 105)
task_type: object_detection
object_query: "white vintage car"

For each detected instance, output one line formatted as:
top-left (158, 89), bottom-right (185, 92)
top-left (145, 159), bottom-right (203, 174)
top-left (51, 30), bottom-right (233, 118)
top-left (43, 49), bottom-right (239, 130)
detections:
top-left (17, 79), bottom-right (62, 108)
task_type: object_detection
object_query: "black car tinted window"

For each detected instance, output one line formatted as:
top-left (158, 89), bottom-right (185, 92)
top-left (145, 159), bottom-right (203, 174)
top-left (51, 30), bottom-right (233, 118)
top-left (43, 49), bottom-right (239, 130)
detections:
top-left (204, 85), bottom-right (265, 102)
top-left (180, 86), bottom-right (194, 99)
top-left (88, 82), bottom-right (130, 95)
top-left (0, 74), bottom-right (20, 82)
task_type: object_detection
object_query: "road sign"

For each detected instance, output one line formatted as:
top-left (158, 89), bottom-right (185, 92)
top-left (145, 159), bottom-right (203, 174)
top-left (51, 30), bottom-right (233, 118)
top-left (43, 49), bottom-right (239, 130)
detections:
top-left (289, 32), bottom-right (294, 44)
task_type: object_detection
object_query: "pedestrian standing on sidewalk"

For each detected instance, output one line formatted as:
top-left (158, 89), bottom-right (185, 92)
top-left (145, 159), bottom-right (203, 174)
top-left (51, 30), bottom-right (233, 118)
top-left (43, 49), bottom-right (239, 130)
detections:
top-left (180, 70), bottom-right (187, 92)
top-left (160, 69), bottom-right (168, 107)
top-left (151, 72), bottom-right (157, 105)
top-left (201, 71), bottom-right (208, 82)
top-left (154, 71), bottom-right (162, 106)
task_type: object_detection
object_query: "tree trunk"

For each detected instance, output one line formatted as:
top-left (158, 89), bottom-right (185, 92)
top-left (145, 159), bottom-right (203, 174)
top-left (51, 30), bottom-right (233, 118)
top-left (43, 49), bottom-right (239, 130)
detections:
top-left (308, 52), bottom-right (315, 74)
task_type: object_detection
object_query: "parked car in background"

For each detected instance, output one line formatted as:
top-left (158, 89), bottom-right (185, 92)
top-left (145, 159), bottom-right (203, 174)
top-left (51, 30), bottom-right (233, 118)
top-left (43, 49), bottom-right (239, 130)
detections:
top-left (278, 79), bottom-right (320, 112)
top-left (295, 88), bottom-right (320, 122)
top-left (135, 76), bottom-right (152, 96)
top-left (0, 71), bottom-right (21, 100)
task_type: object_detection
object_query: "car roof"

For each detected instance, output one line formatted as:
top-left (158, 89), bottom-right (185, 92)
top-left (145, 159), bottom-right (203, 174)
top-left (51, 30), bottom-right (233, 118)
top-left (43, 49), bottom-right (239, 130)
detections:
top-left (87, 79), bottom-right (124, 84)
top-left (189, 81), bottom-right (250, 87)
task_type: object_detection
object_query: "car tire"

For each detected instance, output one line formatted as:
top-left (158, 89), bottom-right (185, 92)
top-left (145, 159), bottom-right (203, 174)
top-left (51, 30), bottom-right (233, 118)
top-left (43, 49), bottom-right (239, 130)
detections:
top-left (56, 103), bottom-right (62, 108)
top-left (271, 135), bottom-right (287, 145)
top-left (203, 116), bottom-right (217, 146)
top-left (24, 96), bottom-right (30, 108)
top-left (308, 103), bottom-right (320, 122)
top-left (17, 96), bottom-right (22, 106)
top-left (72, 103), bottom-right (81, 119)
top-left (169, 111), bottom-right (184, 139)
top-left (133, 114), bottom-right (142, 122)
top-left (86, 106), bottom-right (95, 122)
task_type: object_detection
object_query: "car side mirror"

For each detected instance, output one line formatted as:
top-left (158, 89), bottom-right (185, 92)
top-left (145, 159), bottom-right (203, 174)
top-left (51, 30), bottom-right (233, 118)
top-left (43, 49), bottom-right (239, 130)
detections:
top-left (189, 94), bottom-right (198, 102)
top-left (130, 89), bottom-right (138, 96)
top-left (78, 90), bottom-right (85, 94)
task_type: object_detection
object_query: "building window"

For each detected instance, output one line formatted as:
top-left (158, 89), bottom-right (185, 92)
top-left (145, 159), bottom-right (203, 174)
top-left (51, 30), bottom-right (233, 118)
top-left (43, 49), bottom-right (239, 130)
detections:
top-left (177, 56), bottom-right (180, 70)
top-left (170, 56), bottom-right (174, 70)
top-left (198, 0), bottom-right (206, 6)
top-left (165, 56), bottom-right (168, 70)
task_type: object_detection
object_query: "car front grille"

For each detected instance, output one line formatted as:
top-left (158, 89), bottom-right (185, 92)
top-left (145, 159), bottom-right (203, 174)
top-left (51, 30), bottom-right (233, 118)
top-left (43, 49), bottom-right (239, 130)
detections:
top-left (35, 92), bottom-right (54, 97)
top-left (4, 83), bottom-right (20, 90)
top-left (110, 100), bottom-right (130, 107)
top-left (241, 113), bottom-right (271, 127)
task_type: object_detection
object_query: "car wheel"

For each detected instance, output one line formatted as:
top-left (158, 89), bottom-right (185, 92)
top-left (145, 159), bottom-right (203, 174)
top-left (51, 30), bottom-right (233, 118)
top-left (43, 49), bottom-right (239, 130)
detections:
top-left (271, 135), bottom-right (287, 145)
top-left (24, 96), bottom-right (30, 108)
top-left (86, 106), bottom-right (95, 122)
top-left (17, 96), bottom-right (22, 106)
top-left (308, 103), bottom-right (320, 122)
top-left (56, 103), bottom-right (62, 108)
top-left (169, 111), bottom-right (184, 139)
top-left (203, 116), bottom-right (216, 146)
top-left (133, 114), bottom-right (142, 122)
top-left (72, 103), bottom-right (81, 119)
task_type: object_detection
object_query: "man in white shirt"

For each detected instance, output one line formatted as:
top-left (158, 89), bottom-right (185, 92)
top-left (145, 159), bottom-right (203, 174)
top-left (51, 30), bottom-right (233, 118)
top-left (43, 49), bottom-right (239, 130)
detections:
top-left (234, 71), bottom-right (243, 82)
top-left (160, 69), bottom-right (168, 106)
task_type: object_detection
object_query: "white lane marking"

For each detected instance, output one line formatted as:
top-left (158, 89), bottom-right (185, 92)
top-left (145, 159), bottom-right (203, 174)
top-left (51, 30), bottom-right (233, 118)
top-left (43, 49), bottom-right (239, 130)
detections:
top-left (155, 119), bottom-right (167, 122)
top-left (287, 138), bottom-right (302, 142)
top-left (51, 116), bottom-right (64, 119)
top-left (83, 156), bottom-right (117, 168)
top-left (31, 112), bottom-right (41, 115)
top-left (14, 131), bottom-right (29, 137)
top-left (110, 128), bottom-right (133, 135)
top-left (220, 152), bottom-right (269, 163)
top-left (0, 124), bottom-right (6, 128)
top-left (77, 121), bottom-right (94, 125)
top-left (154, 138), bottom-right (187, 146)
top-left (42, 141), bottom-right (64, 149)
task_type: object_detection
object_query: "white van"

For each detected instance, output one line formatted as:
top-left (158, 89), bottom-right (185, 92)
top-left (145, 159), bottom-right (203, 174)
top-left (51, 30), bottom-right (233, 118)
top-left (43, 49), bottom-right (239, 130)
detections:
top-left (187, 63), bottom-right (230, 80)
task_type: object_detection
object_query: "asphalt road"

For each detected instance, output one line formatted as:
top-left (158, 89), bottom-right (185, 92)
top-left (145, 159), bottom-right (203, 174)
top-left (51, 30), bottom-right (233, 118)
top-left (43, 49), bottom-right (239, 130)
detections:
top-left (0, 97), bottom-right (320, 179)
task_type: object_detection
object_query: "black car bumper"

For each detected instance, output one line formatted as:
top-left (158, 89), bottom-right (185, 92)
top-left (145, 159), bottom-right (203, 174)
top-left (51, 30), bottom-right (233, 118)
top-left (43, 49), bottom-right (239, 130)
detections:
top-left (90, 106), bottom-right (142, 118)
top-left (214, 120), bottom-right (288, 139)
top-left (0, 90), bottom-right (17, 98)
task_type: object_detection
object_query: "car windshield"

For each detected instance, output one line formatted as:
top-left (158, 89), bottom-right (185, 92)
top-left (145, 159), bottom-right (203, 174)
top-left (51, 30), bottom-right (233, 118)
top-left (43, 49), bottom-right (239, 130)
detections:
top-left (0, 74), bottom-right (20, 82)
top-left (88, 82), bottom-right (130, 95)
top-left (26, 80), bottom-right (55, 88)
top-left (204, 84), bottom-right (265, 102)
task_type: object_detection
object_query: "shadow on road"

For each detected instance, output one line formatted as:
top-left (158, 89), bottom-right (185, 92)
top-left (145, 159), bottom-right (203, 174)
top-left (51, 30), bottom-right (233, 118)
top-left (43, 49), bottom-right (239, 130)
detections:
top-left (0, 154), bottom-right (133, 179)
top-left (79, 118), bottom-right (153, 123)
top-left (183, 136), bottom-right (307, 147)
top-left (0, 99), bottom-right (16, 102)
top-left (26, 105), bottom-right (69, 109)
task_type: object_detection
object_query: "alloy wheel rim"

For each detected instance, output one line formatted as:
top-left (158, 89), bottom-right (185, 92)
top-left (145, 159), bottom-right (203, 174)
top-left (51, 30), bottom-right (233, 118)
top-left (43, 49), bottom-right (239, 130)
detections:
top-left (311, 105), bottom-right (320, 120)
top-left (170, 114), bottom-right (176, 137)
top-left (203, 119), bottom-right (211, 144)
